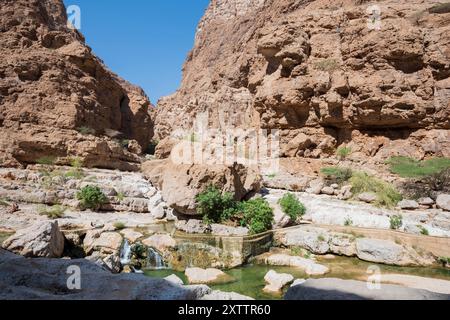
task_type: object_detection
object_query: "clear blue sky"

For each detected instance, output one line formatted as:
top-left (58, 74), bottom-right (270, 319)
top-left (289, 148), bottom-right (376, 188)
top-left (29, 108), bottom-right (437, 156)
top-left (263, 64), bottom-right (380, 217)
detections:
top-left (63, 0), bottom-right (210, 104)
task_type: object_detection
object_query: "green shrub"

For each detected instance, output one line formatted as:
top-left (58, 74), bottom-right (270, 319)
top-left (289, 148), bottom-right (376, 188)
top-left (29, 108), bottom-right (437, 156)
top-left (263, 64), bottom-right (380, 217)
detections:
top-left (438, 256), bottom-right (450, 267)
top-left (344, 217), bottom-right (353, 226)
top-left (76, 185), bottom-right (107, 211)
top-left (77, 126), bottom-right (96, 135)
top-left (119, 139), bottom-right (130, 148)
top-left (113, 222), bottom-right (126, 230)
top-left (278, 193), bottom-right (306, 220)
top-left (38, 205), bottom-right (66, 219)
top-left (321, 166), bottom-right (353, 185)
top-left (196, 186), bottom-right (237, 224)
top-left (146, 139), bottom-right (159, 155)
top-left (387, 156), bottom-right (450, 178)
top-left (36, 156), bottom-right (57, 166)
top-left (350, 171), bottom-right (402, 208)
top-left (390, 214), bottom-right (403, 230)
top-left (419, 226), bottom-right (429, 236)
top-left (424, 168), bottom-right (450, 191)
top-left (116, 192), bottom-right (125, 202)
top-left (65, 157), bottom-right (84, 179)
top-left (337, 146), bottom-right (352, 160)
top-left (317, 235), bottom-right (326, 242)
top-left (238, 198), bottom-right (274, 234)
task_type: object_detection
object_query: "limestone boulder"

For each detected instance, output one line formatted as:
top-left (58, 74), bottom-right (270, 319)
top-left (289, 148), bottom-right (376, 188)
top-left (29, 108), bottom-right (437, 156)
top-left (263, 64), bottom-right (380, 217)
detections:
top-left (143, 160), bottom-right (261, 215)
top-left (2, 221), bottom-right (64, 258)
top-left (263, 270), bottom-right (294, 293)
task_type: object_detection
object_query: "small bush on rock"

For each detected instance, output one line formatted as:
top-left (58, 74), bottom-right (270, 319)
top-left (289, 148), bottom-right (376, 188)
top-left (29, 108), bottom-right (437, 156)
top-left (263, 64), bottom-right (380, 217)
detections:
top-left (390, 214), bottom-right (403, 230)
top-left (77, 185), bottom-right (107, 211)
top-left (196, 186), bottom-right (237, 224)
top-left (238, 198), bottom-right (274, 235)
top-left (113, 222), bottom-right (126, 230)
top-left (321, 166), bottom-right (353, 185)
top-left (278, 193), bottom-right (306, 220)
top-left (336, 146), bottom-right (352, 160)
top-left (350, 172), bottom-right (402, 208)
top-left (38, 205), bottom-right (66, 219)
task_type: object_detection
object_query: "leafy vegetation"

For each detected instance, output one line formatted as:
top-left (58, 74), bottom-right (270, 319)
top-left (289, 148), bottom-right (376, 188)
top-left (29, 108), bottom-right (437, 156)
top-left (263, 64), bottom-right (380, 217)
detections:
top-left (113, 222), bottom-right (126, 230)
top-left (0, 198), bottom-right (9, 206)
top-left (119, 139), bottom-right (130, 148)
top-left (238, 198), bottom-right (274, 235)
top-left (76, 185), bottom-right (107, 211)
top-left (321, 166), bottom-right (353, 185)
top-left (390, 214), bottom-right (403, 230)
top-left (196, 186), bottom-right (238, 224)
top-left (336, 146), bottom-right (352, 160)
top-left (146, 139), bottom-right (159, 155)
top-left (116, 192), bottom-right (125, 202)
top-left (36, 156), bottom-right (57, 166)
top-left (38, 205), bottom-right (66, 219)
top-left (196, 186), bottom-right (274, 234)
top-left (344, 217), bottom-right (353, 226)
top-left (278, 193), bottom-right (306, 220)
top-left (65, 157), bottom-right (84, 179)
top-left (418, 225), bottom-right (429, 236)
top-left (350, 171), bottom-right (402, 208)
top-left (77, 126), bottom-right (96, 135)
top-left (438, 257), bottom-right (450, 267)
top-left (387, 156), bottom-right (450, 178)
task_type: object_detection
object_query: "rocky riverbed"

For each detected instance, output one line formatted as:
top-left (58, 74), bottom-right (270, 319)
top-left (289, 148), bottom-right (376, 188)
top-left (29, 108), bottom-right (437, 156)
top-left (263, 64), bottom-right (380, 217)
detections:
top-left (1, 166), bottom-right (450, 300)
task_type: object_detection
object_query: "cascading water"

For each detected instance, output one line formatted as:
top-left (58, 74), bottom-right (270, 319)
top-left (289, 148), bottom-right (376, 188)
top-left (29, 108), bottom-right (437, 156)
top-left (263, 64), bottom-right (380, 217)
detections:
top-left (120, 239), bottom-right (132, 266)
top-left (147, 247), bottom-right (166, 270)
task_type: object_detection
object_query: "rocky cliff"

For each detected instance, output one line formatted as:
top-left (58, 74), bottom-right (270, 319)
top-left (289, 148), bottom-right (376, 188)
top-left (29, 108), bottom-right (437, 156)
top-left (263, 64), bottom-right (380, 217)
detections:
top-left (154, 0), bottom-right (450, 163)
top-left (0, 0), bottom-right (154, 170)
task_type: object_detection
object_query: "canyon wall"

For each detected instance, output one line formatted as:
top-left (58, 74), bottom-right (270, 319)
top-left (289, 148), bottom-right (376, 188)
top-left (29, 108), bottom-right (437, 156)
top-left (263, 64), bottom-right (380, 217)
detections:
top-left (154, 0), bottom-right (450, 163)
top-left (0, 0), bottom-right (154, 170)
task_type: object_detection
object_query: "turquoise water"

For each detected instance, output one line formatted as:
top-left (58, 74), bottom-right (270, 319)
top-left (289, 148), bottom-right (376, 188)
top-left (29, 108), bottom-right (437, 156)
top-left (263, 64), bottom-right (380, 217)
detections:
top-left (145, 256), bottom-right (450, 300)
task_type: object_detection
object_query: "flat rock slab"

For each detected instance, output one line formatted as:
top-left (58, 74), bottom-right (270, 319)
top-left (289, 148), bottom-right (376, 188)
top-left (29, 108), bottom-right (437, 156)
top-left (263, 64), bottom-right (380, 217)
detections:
top-left (185, 267), bottom-right (234, 285)
top-left (0, 249), bottom-right (205, 300)
top-left (285, 278), bottom-right (450, 300)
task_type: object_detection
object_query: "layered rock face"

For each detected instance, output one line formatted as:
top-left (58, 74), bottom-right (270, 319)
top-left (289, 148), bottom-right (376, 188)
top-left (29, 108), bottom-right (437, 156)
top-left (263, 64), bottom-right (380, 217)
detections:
top-left (0, 0), bottom-right (154, 170)
top-left (154, 0), bottom-right (450, 161)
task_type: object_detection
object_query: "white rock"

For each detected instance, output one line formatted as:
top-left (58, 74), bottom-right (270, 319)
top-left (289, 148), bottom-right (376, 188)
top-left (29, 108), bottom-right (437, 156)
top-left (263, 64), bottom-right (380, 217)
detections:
top-left (185, 267), bottom-right (230, 284)
top-left (165, 274), bottom-right (184, 286)
top-left (291, 279), bottom-right (307, 287)
top-left (436, 194), bottom-right (450, 211)
top-left (398, 200), bottom-right (419, 210)
top-left (263, 270), bottom-right (294, 293)
top-left (358, 192), bottom-right (377, 203)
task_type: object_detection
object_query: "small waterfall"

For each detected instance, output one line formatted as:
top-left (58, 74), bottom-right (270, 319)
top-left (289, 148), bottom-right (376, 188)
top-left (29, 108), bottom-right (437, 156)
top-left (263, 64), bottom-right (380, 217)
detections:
top-left (147, 247), bottom-right (166, 270)
top-left (120, 240), bottom-right (132, 265)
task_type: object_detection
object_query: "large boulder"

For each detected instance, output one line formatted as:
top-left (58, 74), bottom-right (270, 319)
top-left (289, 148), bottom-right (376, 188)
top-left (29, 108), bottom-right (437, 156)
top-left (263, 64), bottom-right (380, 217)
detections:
top-left (2, 221), bottom-right (64, 258)
top-left (437, 194), bottom-right (450, 212)
top-left (355, 238), bottom-right (433, 266)
top-left (142, 234), bottom-right (176, 253)
top-left (185, 267), bottom-right (233, 285)
top-left (143, 160), bottom-right (261, 215)
top-left (263, 253), bottom-right (329, 276)
top-left (285, 278), bottom-right (450, 300)
top-left (0, 249), bottom-right (214, 300)
top-left (263, 270), bottom-right (294, 294)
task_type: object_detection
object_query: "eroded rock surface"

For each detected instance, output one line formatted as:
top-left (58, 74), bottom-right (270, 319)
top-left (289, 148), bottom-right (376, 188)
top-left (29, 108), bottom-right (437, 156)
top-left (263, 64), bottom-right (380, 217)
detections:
top-left (0, 0), bottom-right (154, 170)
